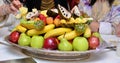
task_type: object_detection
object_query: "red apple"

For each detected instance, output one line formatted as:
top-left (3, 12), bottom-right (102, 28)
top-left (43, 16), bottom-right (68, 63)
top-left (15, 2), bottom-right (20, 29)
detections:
top-left (55, 15), bottom-right (61, 19)
top-left (88, 36), bottom-right (100, 49)
top-left (43, 37), bottom-right (59, 50)
top-left (9, 31), bottom-right (20, 43)
top-left (38, 14), bottom-right (46, 25)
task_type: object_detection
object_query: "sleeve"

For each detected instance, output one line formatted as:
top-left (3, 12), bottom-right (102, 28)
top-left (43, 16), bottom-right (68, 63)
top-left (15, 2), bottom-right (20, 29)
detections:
top-left (99, 22), bottom-right (112, 35)
top-left (0, 1), bottom-right (16, 27)
top-left (99, 5), bottom-right (120, 35)
top-left (0, 4), bottom-right (12, 17)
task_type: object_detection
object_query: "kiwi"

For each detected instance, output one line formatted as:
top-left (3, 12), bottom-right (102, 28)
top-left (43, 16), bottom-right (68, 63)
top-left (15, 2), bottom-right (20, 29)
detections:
top-left (34, 20), bottom-right (45, 30)
top-left (74, 23), bottom-right (87, 34)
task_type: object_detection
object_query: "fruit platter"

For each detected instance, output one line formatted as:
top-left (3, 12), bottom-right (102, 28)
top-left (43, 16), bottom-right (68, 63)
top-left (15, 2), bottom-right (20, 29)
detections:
top-left (6, 5), bottom-right (104, 61)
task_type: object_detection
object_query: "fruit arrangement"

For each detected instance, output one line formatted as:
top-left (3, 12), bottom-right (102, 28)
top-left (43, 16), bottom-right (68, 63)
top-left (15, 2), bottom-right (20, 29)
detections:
top-left (9, 4), bottom-right (103, 51)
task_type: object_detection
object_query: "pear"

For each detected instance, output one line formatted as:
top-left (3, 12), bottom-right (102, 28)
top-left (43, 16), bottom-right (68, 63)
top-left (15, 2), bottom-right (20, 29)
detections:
top-left (58, 38), bottom-right (73, 51)
top-left (30, 35), bottom-right (44, 49)
top-left (18, 33), bottom-right (31, 46)
top-left (84, 25), bottom-right (91, 38)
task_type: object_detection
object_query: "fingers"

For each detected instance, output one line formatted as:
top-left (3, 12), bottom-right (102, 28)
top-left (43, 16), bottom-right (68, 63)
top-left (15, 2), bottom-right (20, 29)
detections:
top-left (10, 0), bottom-right (22, 14)
top-left (10, 4), bottom-right (18, 12)
top-left (12, 0), bottom-right (22, 9)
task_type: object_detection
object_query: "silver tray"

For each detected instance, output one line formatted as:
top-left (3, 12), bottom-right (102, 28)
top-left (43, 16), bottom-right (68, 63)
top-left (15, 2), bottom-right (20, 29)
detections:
top-left (5, 36), bottom-right (101, 61)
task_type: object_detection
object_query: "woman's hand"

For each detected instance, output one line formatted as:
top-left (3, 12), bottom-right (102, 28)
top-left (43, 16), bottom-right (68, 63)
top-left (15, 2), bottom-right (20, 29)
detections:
top-left (115, 24), bottom-right (120, 37)
top-left (89, 21), bottom-right (100, 32)
top-left (10, 0), bottom-right (22, 14)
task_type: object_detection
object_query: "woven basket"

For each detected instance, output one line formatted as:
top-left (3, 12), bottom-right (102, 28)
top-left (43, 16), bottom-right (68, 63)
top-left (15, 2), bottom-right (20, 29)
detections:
top-left (5, 36), bottom-right (100, 61)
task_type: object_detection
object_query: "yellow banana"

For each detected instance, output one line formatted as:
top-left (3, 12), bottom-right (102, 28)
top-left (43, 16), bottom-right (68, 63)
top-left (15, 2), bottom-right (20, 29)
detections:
top-left (20, 19), bottom-right (35, 29)
top-left (19, 7), bottom-right (28, 16)
top-left (75, 18), bottom-right (88, 23)
top-left (12, 24), bottom-right (27, 33)
top-left (44, 28), bottom-right (72, 39)
top-left (27, 24), bottom-right (55, 36)
top-left (40, 10), bottom-right (48, 17)
top-left (83, 25), bottom-right (91, 38)
top-left (58, 30), bottom-right (82, 40)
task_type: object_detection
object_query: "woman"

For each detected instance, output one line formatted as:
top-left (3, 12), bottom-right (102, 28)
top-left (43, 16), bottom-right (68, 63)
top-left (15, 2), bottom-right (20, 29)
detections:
top-left (0, 0), bottom-right (22, 27)
top-left (22, 0), bottom-right (69, 12)
top-left (79, 0), bottom-right (120, 37)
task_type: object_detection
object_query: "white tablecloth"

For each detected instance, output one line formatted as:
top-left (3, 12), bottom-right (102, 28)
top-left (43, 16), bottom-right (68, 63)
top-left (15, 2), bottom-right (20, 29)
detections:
top-left (0, 27), bottom-right (120, 63)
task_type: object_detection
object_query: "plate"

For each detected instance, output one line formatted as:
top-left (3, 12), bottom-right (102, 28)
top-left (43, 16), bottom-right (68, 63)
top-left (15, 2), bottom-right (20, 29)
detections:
top-left (5, 36), bottom-right (101, 61)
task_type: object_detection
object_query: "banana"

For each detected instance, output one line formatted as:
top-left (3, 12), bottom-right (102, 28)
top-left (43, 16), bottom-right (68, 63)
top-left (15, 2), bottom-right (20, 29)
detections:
top-left (20, 19), bottom-right (35, 29)
top-left (19, 7), bottom-right (28, 16)
top-left (27, 24), bottom-right (55, 36)
top-left (75, 18), bottom-right (88, 23)
top-left (15, 7), bottom-right (28, 19)
top-left (44, 28), bottom-right (72, 39)
top-left (58, 30), bottom-right (82, 40)
top-left (40, 10), bottom-right (48, 17)
top-left (16, 25), bottom-right (27, 33)
top-left (83, 25), bottom-right (91, 38)
top-left (12, 24), bottom-right (27, 33)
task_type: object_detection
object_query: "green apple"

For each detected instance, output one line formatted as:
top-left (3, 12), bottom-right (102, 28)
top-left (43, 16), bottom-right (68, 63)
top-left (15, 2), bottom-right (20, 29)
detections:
top-left (73, 37), bottom-right (88, 51)
top-left (18, 33), bottom-right (31, 46)
top-left (30, 35), bottom-right (44, 49)
top-left (92, 32), bottom-right (103, 42)
top-left (58, 38), bottom-right (73, 51)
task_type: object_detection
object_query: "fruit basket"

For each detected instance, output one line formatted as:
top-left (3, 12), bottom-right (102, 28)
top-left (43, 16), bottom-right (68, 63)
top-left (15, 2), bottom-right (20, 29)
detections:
top-left (6, 36), bottom-right (100, 61)
top-left (6, 5), bottom-right (105, 61)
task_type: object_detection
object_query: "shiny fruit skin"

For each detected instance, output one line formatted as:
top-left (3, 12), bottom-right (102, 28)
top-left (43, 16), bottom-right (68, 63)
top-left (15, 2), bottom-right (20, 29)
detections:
top-left (88, 36), bottom-right (100, 49)
top-left (43, 37), bottom-right (58, 50)
top-left (55, 15), bottom-right (61, 19)
top-left (9, 31), bottom-right (20, 43)
top-left (18, 33), bottom-right (31, 46)
top-left (73, 37), bottom-right (89, 51)
top-left (38, 14), bottom-right (47, 25)
top-left (44, 28), bottom-right (72, 39)
top-left (30, 35), bottom-right (44, 49)
top-left (53, 18), bottom-right (60, 27)
top-left (58, 38), bottom-right (73, 51)
top-left (46, 17), bottom-right (54, 24)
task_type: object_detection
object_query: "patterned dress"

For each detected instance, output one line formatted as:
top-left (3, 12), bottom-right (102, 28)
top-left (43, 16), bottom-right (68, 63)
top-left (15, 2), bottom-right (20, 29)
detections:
top-left (78, 0), bottom-right (120, 35)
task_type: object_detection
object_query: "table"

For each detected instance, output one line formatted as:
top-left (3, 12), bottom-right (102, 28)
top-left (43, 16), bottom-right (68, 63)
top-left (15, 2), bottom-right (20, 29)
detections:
top-left (0, 27), bottom-right (120, 63)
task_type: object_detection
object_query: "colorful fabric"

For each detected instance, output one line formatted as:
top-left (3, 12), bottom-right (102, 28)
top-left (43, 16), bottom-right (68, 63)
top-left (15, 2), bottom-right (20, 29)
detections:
top-left (78, 0), bottom-right (120, 35)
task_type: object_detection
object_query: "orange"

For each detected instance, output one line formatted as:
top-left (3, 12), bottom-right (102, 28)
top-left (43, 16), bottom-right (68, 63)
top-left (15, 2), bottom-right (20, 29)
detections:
top-left (54, 18), bottom-right (60, 27)
top-left (46, 17), bottom-right (54, 25)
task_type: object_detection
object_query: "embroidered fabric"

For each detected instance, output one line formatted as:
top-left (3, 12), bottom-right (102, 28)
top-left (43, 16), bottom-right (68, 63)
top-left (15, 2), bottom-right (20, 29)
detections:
top-left (78, 0), bottom-right (120, 35)
top-left (41, 0), bottom-right (54, 10)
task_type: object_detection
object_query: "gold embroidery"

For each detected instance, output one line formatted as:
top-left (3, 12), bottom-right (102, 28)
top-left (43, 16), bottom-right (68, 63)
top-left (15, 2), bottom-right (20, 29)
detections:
top-left (113, 0), bottom-right (120, 6)
top-left (41, 0), bottom-right (54, 10)
top-left (91, 1), bottom-right (110, 22)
